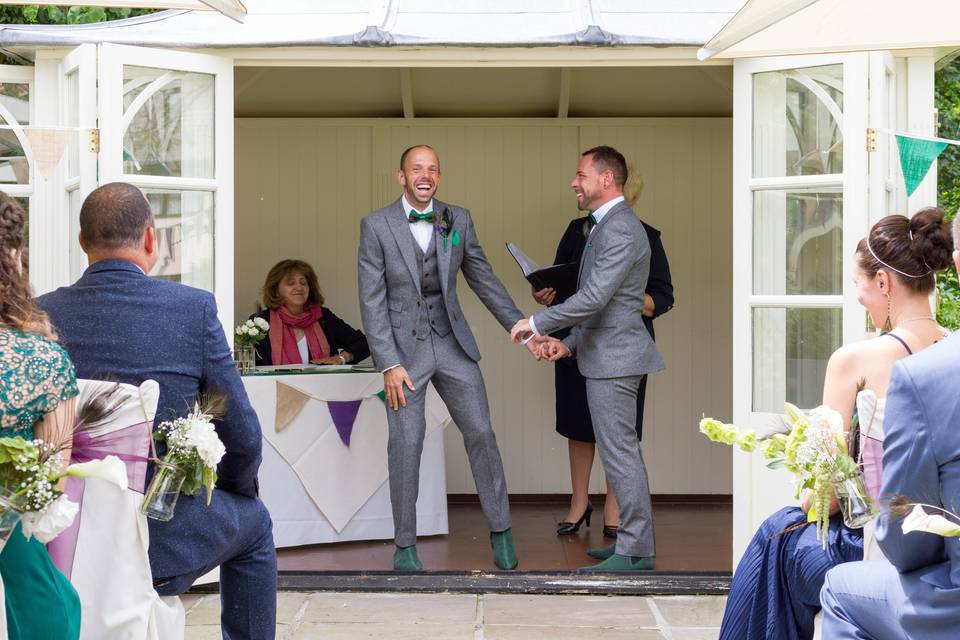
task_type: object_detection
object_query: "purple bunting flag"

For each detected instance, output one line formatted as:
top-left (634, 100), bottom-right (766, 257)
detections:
top-left (328, 400), bottom-right (363, 447)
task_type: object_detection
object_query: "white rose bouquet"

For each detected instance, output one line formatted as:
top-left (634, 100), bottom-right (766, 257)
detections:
top-left (0, 437), bottom-right (127, 543)
top-left (234, 317), bottom-right (269, 348)
top-left (142, 397), bottom-right (226, 521)
top-left (700, 403), bottom-right (875, 546)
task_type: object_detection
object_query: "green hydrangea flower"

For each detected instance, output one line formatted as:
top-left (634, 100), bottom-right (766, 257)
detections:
top-left (699, 418), bottom-right (739, 445)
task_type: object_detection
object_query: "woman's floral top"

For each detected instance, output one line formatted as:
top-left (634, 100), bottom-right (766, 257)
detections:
top-left (0, 327), bottom-right (78, 439)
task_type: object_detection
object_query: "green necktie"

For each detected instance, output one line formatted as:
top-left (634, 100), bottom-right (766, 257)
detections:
top-left (588, 213), bottom-right (598, 228)
top-left (408, 210), bottom-right (434, 223)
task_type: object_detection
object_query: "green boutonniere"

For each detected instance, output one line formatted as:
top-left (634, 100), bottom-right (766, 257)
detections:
top-left (435, 207), bottom-right (460, 253)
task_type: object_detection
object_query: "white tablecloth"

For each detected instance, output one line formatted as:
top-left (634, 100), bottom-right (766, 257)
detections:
top-left (243, 372), bottom-right (451, 548)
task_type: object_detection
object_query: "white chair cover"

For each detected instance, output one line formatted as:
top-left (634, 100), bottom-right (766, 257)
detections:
top-left (56, 379), bottom-right (185, 640)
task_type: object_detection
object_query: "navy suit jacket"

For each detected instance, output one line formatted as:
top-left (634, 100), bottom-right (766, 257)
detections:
top-left (38, 259), bottom-right (264, 579)
top-left (876, 330), bottom-right (960, 636)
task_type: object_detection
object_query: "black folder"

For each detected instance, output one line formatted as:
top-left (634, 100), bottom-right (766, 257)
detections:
top-left (506, 243), bottom-right (579, 304)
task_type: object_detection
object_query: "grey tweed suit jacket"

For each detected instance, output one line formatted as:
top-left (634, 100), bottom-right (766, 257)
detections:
top-left (532, 200), bottom-right (665, 379)
top-left (358, 197), bottom-right (523, 371)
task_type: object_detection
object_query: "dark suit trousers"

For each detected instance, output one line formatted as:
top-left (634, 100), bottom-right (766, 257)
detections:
top-left (153, 492), bottom-right (277, 640)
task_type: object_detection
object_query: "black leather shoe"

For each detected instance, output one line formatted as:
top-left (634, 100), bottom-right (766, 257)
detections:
top-left (602, 524), bottom-right (619, 538)
top-left (557, 502), bottom-right (594, 535)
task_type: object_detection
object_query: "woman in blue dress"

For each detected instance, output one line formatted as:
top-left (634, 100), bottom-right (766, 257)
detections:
top-left (719, 209), bottom-right (954, 639)
top-left (0, 194), bottom-right (81, 639)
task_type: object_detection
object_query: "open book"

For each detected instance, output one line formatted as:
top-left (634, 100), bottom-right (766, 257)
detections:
top-left (505, 243), bottom-right (579, 304)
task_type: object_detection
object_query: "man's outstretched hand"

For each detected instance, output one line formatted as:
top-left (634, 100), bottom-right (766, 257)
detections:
top-left (510, 318), bottom-right (533, 343)
top-left (383, 365), bottom-right (415, 411)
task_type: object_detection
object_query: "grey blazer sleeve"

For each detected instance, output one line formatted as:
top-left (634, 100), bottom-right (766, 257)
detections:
top-left (358, 216), bottom-right (402, 370)
top-left (458, 210), bottom-right (523, 331)
top-left (876, 361), bottom-right (945, 572)
top-left (533, 216), bottom-right (649, 335)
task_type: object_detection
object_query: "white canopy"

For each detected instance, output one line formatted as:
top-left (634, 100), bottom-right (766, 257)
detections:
top-left (699, 0), bottom-right (960, 60)
top-left (0, 0), bottom-right (741, 50)
top-left (0, 1), bottom-right (246, 23)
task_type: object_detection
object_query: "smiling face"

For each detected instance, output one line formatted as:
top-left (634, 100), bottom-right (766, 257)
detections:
top-left (278, 270), bottom-right (310, 312)
top-left (397, 146), bottom-right (441, 210)
top-left (570, 154), bottom-right (609, 212)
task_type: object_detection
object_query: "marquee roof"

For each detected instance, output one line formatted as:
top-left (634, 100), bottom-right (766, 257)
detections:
top-left (0, 0), bottom-right (743, 50)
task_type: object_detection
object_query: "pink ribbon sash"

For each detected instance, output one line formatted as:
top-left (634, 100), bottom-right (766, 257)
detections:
top-left (47, 421), bottom-right (152, 579)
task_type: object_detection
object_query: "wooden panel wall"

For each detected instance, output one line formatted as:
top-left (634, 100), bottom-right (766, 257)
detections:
top-left (235, 118), bottom-right (732, 494)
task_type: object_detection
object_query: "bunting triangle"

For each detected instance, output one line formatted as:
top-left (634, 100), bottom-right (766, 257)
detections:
top-left (275, 381), bottom-right (312, 433)
top-left (895, 134), bottom-right (949, 197)
top-left (327, 400), bottom-right (363, 447)
top-left (24, 127), bottom-right (71, 179)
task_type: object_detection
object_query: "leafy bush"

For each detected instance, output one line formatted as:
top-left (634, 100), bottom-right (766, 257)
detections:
top-left (0, 6), bottom-right (155, 25)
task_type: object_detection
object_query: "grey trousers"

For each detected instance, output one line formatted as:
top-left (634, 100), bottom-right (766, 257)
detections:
top-left (387, 331), bottom-right (512, 547)
top-left (586, 375), bottom-right (656, 557)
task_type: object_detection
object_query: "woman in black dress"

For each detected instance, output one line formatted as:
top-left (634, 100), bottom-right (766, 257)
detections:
top-left (535, 176), bottom-right (673, 536)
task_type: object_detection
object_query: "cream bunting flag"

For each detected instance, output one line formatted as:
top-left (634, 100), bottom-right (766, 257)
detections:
top-left (24, 127), bottom-right (72, 179)
top-left (275, 381), bottom-right (312, 433)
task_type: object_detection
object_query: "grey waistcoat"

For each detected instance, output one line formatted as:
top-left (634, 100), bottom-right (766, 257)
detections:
top-left (413, 235), bottom-right (453, 340)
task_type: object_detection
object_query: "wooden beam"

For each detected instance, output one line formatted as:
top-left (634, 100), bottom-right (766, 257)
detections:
top-left (400, 68), bottom-right (415, 119)
top-left (557, 68), bottom-right (571, 118)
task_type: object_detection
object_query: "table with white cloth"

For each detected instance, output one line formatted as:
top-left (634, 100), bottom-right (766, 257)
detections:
top-left (242, 371), bottom-right (452, 548)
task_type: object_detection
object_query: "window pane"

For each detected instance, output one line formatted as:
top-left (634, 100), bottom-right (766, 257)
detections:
top-left (145, 189), bottom-right (215, 292)
top-left (123, 66), bottom-right (214, 178)
top-left (753, 188), bottom-right (843, 295)
top-left (752, 307), bottom-right (842, 413)
top-left (65, 70), bottom-right (79, 177)
top-left (0, 83), bottom-right (29, 185)
top-left (753, 64), bottom-right (843, 178)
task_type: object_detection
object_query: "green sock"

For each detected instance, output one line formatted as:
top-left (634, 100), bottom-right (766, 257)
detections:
top-left (490, 528), bottom-right (519, 570)
top-left (393, 545), bottom-right (423, 571)
top-left (581, 553), bottom-right (654, 572)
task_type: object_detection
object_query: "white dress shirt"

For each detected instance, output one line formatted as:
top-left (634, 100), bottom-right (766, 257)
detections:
top-left (402, 195), bottom-right (435, 253)
top-left (527, 195), bottom-right (625, 337)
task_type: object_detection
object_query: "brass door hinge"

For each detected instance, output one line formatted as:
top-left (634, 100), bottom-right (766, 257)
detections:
top-left (866, 127), bottom-right (878, 152)
top-left (88, 129), bottom-right (100, 153)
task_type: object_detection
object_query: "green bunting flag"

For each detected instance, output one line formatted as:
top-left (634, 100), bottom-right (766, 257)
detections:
top-left (895, 134), bottom-right (949, 197)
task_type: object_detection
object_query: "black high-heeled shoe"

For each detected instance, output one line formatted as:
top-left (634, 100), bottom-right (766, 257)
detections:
top-left (602, 524), bottom-right (619, 538)
top-left (556, 502), bottom-right (593, 535)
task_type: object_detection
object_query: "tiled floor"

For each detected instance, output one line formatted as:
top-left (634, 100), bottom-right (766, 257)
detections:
top-left (184, 592), bottom-right (727, 639)
top-left (278, 500), bottom-right (732, 572)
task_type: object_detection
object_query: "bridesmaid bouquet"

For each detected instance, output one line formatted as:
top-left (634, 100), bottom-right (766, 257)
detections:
top-left (141, 397), bottom-right (226, 521)
top-left (700, 403), bottom-right (877, 546)
top-left (0, 437), bottom-right (126, 543)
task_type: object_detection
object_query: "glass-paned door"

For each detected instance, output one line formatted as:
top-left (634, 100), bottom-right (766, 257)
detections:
top-left (98, 44), bottom-right (234, 333)
top-left (732, 53), bottom-right (870, 561)
top-left (63, 44), bottom-right (98, 282)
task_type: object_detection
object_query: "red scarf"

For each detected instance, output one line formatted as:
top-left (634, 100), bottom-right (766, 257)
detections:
top-left (268, 305), bottom-right (331, 365)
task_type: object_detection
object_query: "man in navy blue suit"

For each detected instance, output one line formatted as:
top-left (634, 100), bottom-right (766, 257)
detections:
top-left (39, 183), bottom-right (276, 640)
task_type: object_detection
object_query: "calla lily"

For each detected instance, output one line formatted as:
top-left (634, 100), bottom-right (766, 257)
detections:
top-left (59, 456), bottom-right (128, 490)
top-left (902, 504), bottom-right (960, 537)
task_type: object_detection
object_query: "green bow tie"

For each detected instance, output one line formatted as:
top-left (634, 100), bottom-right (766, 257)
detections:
top-left (408, 210), bottom-right (434, 223)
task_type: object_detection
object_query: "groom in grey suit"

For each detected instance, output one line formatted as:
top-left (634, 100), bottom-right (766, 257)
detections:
top-left (512, 146), bottom-right (665, 570)
top-left (358, 145), bottom-right (534, 571)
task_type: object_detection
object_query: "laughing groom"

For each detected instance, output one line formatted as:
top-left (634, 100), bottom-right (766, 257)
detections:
top-left (358, 145), bottom-right (534, 571)
top-left (511, 146), bottom-right (665, 571)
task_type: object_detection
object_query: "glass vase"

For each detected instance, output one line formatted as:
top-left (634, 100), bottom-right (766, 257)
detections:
top-left (141, 461), bottom-right (187, 522)
top-left (0, 492), bottom-right (21, 552)
top-left (234, 344), bottom-right (255, 375)
top-left (836, 474), bottom-right (878, 529)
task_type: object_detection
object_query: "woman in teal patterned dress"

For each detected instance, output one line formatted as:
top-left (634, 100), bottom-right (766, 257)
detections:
top-left (0, 193), bottom-right (81, 639)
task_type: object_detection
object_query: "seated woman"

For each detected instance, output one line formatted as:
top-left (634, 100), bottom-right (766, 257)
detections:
top-left (0, 193), bottom-right (80, 639)
top-left (719, 209), bottom-right (954, 640)
top-left (252, 259), bottom-right (370, 367)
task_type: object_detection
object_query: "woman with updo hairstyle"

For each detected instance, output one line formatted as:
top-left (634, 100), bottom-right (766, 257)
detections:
top-left (719, 209), bottom-right (953, 640)
top-left (251, 259), bottom-right (370, 367)
top-left (0, 193), bottom-right (81, 638)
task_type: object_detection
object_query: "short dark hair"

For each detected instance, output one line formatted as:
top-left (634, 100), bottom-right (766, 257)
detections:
top-left (79, 182), bottom-right (154, 250)
top-left (262, 259), bottom-right (325, 310)
top-left (399, 145), bottom-right (437, 171)
top-left (582, 145), bottom-right (628, 188)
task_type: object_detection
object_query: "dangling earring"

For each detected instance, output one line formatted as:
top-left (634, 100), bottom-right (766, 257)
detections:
top-left (881, 292), bottom-right (893, 334)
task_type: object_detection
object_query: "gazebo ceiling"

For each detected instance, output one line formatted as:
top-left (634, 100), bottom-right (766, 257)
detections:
top-left (234, 66), bottom-right (733, 119)
top-left (0, 0), bottom-right (744, 50)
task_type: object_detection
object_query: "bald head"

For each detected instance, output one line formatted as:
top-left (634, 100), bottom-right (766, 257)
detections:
top-left (79, 182), bottom-right (153, 251)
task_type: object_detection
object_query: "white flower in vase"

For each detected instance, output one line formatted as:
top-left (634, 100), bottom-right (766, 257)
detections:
top-left (21, 494), bottom-right (79, 543)
top-left (254, 317), bottom-right (269, 330)
top-left (185, 419), bottom-right (226, 469)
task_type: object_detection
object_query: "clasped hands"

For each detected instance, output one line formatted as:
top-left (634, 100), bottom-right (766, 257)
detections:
top-left (510, 318), bottom-right (570, 361)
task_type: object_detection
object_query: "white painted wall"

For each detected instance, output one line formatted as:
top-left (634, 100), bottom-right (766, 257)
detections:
top-left (235, 117), bottom-right (733, 494)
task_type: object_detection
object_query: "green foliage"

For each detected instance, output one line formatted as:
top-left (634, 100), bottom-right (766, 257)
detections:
top-left (936, 60), bottom-right (960, 331)
top-left (0, 6), bottom-right (155, 25)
